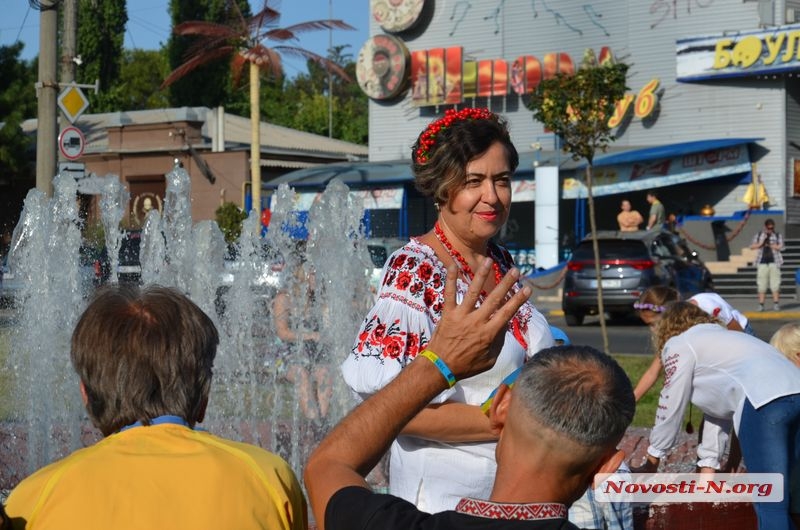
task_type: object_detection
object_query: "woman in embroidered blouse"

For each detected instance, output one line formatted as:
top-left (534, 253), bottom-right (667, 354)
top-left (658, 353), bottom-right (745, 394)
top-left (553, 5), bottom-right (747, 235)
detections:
top-left (340, 108), bottom-right (554, 513)
top-left (636, 302), bottom-right (800, 530)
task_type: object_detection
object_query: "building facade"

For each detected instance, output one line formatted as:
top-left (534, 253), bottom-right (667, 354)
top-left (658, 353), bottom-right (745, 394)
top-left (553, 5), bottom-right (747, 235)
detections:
top-left (14, 106), bottom-right (367, 227)
top-left (355, 0), bottom-right (800, 241)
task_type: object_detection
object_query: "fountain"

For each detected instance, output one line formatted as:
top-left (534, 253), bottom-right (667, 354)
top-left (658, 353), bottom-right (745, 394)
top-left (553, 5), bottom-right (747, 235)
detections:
top-left (0, 162), bottom-right (375, 491)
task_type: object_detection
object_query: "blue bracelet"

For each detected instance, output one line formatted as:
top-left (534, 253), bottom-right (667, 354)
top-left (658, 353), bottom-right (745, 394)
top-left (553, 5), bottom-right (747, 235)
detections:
top-left (420, 349), bottom-right (457, 388)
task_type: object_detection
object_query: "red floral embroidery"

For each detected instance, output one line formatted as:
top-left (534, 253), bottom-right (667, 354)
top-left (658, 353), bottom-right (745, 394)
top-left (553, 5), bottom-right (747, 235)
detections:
top-left (423, 287), bottom-right (437, 308)
top-left (395, 270), bottom-right (413, 290)
top-left (349, 241), bottom-right (537, 368)
top-left (357, 330), bottom-right (369, 351)
top-left (418, 261), bottom-right (433, 281)
top-left (382, 335), bottom-right (405, 359)
top-left (371, 321), bottom-right (387, 342)
top-left (406, 333), bottom-right (422, 358)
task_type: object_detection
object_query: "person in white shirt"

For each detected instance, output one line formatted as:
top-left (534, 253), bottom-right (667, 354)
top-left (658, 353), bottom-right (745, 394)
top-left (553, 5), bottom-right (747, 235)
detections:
top-left (633, 301), bottom-right (800, 530)
top-left (688, 291), bottom-right (754, 335)
top-left (634, 288), bottom-right (748, 473)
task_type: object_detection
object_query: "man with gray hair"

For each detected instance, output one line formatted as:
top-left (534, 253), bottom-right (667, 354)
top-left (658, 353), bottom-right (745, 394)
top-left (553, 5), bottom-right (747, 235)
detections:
top-left (305, 261), bottom-right (635, 530)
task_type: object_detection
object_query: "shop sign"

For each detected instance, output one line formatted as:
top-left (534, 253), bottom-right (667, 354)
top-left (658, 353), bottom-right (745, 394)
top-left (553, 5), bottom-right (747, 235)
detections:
top-left (563, 145), bottom-right (749, 199)
top-left (677, 23), bottom-right (800, 82)
top-left (357, 39), bottom-right (661, 128)
top-left (372, 0), bottom-right (425, 33)
top-left (278, 187), bottom-right (405, 212)
top-left (356, 34), bottom-right (410, 100)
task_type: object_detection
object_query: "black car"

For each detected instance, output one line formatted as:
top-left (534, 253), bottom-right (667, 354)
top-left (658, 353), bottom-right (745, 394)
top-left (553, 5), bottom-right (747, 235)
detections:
top-left (561, 230), bottom-right (713, 326)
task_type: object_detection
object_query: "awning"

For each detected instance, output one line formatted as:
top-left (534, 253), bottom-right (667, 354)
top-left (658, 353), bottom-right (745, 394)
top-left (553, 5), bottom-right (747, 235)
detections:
top-left (265, 160), bottom-right (413, 188)
top-left (265, 138), bottom-right (761, 203)
top-left (564, 138), bottom-right (761, 199)
top-left (271, 188), bottom-right (405, 211)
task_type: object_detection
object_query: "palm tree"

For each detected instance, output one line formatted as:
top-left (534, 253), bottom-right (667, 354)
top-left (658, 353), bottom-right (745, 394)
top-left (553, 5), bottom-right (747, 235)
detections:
top-left (161, 0), bottom-right (353, 214)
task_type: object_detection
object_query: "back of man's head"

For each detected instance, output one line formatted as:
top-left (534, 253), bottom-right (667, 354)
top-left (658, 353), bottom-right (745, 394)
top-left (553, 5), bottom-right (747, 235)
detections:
top-left (71, 285), bottom-right (219, 436)
top-left (513, 345), bottom-right (634, 467)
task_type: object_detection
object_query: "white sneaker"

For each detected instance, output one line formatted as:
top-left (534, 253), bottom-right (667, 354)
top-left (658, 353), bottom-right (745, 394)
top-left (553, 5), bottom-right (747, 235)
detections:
top-left (774, 303), bottom-right (781, 311)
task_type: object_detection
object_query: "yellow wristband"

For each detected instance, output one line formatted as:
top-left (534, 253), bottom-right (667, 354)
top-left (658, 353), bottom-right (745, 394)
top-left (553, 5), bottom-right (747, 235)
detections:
top-left (419, 349), bottom-right (456, 388)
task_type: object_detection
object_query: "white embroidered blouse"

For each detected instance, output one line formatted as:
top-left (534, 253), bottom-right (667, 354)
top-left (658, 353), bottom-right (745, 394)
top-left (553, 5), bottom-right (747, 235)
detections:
top-left (341, 239), bottom-right (554, 513)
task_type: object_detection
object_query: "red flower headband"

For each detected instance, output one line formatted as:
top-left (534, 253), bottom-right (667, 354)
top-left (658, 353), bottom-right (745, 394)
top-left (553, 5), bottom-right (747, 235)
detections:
top-left (414, 107), bottom-right (495, 164)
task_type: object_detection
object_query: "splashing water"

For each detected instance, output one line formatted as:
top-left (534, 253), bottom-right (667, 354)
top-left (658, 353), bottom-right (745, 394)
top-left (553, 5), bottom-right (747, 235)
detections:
top-left (1, 164), bottom-right (375, 488)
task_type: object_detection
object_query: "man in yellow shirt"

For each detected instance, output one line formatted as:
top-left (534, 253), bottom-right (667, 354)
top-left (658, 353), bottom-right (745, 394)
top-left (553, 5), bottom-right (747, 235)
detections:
top-left (4, 286), bottom-right (306, 530)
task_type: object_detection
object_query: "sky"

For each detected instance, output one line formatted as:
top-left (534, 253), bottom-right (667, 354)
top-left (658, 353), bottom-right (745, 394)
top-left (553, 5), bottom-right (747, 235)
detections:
top-left (0, 0), bottom-right (370, 78)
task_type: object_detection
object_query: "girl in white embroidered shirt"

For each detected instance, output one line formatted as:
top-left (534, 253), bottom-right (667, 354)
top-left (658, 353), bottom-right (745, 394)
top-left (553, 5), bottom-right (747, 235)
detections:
top-left (635, 302), bottom-right (800, 530)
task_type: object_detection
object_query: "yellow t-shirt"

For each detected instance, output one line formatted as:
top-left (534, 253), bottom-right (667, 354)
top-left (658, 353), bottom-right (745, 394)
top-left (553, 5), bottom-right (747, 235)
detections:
top-left (5, 424), bottom-right (306, 530)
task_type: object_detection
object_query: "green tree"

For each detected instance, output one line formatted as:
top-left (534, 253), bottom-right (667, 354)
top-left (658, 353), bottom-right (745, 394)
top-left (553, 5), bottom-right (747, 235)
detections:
top-left (215, 201), bottom-right (248, 244)
top-left (114, 49), bottom-right (172, 110)
top-left (161, 0), bottom-right (353, 213)
top-left (76, 0), bottom-right (128, 112)
top-left (0, 43), bottom-right (36, 179)
top-left (527, 50), bottom-right (629, 352)
top-left (0, 43), bottom-right (35, 229)
top-left (269, 45), bottom-right (367, 144)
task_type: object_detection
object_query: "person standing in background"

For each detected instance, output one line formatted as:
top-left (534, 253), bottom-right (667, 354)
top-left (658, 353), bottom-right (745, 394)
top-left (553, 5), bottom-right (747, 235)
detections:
top-left (617, 199), bottom-right (643, 232)
top-left (750, 218), bottom-right (784, 311)
top-left (645, 192), bottom-right (665, 231)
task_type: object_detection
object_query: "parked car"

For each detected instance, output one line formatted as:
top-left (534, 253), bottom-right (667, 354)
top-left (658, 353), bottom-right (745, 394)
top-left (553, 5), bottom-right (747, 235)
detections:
top-left (0, 245), bottom-right (104, 308)
top-left (365, 238), bottom-right (406, 292)
top-left (117, 229), bottom-right (143, 284)
top-left (561, 230), bottom-right (713, 326)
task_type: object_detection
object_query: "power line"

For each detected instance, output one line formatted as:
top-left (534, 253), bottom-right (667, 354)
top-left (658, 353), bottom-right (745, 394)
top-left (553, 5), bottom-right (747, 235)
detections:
top-left (15, 6), bottom-right (32, 43)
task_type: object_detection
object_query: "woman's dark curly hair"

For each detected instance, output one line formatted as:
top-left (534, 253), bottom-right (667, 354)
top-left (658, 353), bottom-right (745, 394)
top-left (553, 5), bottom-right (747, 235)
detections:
top-left (411, 109), bottom-right (518, 206)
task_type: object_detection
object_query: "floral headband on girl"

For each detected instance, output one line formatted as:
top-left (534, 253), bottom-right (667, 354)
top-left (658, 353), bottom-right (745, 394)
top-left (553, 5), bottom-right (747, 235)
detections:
top-left (633, 302), bottom-right (666, 313)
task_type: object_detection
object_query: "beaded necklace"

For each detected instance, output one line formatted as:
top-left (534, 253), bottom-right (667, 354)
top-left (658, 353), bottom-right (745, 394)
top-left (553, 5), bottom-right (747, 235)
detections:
top-left (433, 221), bottom-right (503, 289)
top-left (433, 221), bottom-right (529, 351)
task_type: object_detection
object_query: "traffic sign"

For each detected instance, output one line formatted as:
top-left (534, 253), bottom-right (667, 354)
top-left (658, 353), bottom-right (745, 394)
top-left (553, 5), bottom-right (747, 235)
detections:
top-left (57, 85), bottom-right (90, 123)
top-left (59, 126), bottom-right (85, 160)
top-left (59, 161), bottom-right (86, 180)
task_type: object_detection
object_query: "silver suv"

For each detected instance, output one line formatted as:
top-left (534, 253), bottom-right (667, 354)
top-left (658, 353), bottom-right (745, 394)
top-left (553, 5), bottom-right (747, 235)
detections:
top-left (561, 230), bottom-right (713, 326)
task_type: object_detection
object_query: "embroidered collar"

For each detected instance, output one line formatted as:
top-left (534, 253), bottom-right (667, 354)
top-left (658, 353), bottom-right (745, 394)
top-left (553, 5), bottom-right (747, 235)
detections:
top-left (455, 498), bottom-right (568, 520)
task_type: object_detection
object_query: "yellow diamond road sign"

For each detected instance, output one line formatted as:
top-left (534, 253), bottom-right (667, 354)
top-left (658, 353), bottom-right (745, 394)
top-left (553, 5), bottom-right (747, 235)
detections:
top-left (58, 85), bottom-right (90, 123)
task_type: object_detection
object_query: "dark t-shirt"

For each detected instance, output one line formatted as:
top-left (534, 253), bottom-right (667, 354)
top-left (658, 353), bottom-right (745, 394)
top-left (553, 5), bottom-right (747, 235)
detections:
top-left (759, 233), bottom-right (774, 264)
top-left (325, 487), bottom-right (579, 530)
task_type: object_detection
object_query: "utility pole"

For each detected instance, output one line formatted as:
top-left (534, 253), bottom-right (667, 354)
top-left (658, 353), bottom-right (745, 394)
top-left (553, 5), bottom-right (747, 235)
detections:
top-left (61, 0), bottom-right (77, 89)
top-left (36, 0), bottom-right (59, 196)
top-left (328, 0), bottom-right (333, 138)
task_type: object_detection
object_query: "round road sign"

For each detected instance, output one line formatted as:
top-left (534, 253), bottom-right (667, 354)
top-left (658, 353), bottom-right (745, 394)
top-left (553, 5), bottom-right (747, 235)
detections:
top-left (59, 126), bottom-right (85, 160)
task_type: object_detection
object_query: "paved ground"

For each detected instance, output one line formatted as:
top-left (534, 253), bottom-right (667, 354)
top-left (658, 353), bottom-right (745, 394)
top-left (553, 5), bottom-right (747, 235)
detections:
top-left (531, 293), bottom-right (800, 321)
